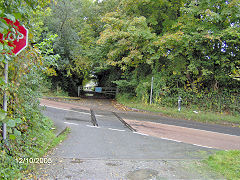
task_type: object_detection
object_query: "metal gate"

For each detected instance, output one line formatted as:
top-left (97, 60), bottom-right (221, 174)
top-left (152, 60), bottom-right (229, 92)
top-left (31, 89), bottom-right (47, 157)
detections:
top-left (78, 86), bottom-right (118, 97)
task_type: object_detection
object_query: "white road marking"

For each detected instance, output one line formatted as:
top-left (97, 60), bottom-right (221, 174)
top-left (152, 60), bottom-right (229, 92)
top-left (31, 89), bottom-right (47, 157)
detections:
top-left (41, 105), bottom-right (104, 117)
top-left (86, 125), bottom-right (100, 128)
top-left (133, 132), bottom-right (149, 136)
top-left (64, 122), bottom-right (79, 126)
top-left (157, 136), bottom-right (214, 149)
top-left (192, 144), bottom-right (214, 149)
top-left (159, 137), bottom-right (182, 143)
top-left (95, 115), bottom-right (104, 117)
top-left (41, 105), bottom-right (91, 115)
top-left (108, 128), bottom-right (126, 132)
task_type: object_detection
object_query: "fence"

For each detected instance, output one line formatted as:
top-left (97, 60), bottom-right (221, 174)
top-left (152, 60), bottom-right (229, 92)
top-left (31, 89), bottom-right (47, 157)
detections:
top-left (78, 86), bottom-right (118, 97)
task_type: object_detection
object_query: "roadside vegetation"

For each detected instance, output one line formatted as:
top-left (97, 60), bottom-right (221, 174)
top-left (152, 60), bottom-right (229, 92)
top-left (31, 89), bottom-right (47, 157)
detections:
top-left (0, 118), bottom-right (70, 179)
top-left (0, 0), bottom-right (67, 178)
top-left (204, 150), bottom-right (240, 180)
top-left (117, 94), bottom-right (240, 126)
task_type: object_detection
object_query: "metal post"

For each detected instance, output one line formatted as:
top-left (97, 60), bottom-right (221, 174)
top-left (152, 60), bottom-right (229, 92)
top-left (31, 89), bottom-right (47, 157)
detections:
top-left (78, 86), bottom-right (80, 97)
top-left (150, 77), bottom-right (154, 105)
top-left (2, 60), bottom-right (8, 140)
top-left (178, 96), bottom-right (182, 112)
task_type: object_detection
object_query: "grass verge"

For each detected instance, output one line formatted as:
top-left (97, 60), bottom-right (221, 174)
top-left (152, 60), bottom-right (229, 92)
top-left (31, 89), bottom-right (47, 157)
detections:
top-left (116, 94), bottom-right (240, 126)
top-left (204, 151), bottom-right (240, 179)
top-left (0, 117), bottom-right (70, 179)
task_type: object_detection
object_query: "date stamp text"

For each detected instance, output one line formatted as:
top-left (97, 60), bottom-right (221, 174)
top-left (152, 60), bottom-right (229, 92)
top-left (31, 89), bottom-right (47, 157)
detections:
top-left (16, 157), bottom-right (52, 164)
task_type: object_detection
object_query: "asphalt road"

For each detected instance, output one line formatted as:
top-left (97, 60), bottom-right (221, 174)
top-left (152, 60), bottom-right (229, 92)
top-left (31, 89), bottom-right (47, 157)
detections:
top-left (118, 111), bottom-right (240, 136)
top-left (42, 106), bottom-right (213, 160)
top-left (36, 100), bottom-right (227, 179)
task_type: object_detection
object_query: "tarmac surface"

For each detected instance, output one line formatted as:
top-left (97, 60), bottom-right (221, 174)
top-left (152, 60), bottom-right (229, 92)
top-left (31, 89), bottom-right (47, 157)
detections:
top-left (33, 98), bottom-right (240, 179)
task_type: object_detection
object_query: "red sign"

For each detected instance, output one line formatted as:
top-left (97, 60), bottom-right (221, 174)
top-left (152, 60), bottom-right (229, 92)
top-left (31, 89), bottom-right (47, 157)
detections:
top-left (0, 18), bottom-right (28, 55)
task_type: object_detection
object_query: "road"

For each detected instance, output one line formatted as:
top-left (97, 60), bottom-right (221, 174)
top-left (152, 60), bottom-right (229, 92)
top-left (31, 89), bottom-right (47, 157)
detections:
top-left (35, 98), bottom-right (240, 179)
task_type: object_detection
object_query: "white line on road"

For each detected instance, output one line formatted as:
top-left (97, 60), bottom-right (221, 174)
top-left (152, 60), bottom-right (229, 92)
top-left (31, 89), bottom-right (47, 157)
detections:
top-left (95, 115), bottom-right (104, 117)
top-left (41, 105), bottom-right (91, 115)
top-left (159, 137), bottom-right (182, 143)
top-left (64, 122), bottom-right (79, 126)
top-left (108, 128), bottom-right (126, 132)
top-left (159, 137), bottom-right (214, 149)
top-left (86, 125), bottom-right (101, 128)
top-left (41, 105), bottom-right (104, 117)
top-left (133, 132), bottom-right (149, 136)
top-left (192, 144), bottom-right (214, 149)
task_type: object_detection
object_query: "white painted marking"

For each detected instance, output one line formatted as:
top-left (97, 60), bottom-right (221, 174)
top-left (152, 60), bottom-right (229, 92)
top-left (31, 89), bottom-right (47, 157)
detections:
top-left (95, 115), bottom-right (104, 117)
top-left (159, 137), bottom-right (182, 143)
top-left (64, 122), bottom-right (79, 126)
top-left (41, 105), bottom-right (91, 115)
top-left (108, 128), bottom-right (126, 132)
top-left (192, 144), bottom-right (214, 149)
top-left (86, 125), bottom-right (100, 128)
top-left (155, 136), bottom-right (214, 149)
top-left (133, 132), bottom-right (149, 136)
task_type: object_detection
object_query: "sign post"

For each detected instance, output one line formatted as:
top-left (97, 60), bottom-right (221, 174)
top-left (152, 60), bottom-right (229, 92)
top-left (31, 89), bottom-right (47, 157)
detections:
top-left (2, 60), bottom-right (8, 140)
top-left (0, 18), bottom-right (28, 140)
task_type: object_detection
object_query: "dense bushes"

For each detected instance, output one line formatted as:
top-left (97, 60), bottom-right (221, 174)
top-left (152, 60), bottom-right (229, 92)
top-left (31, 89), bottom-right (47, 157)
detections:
top-left (0, 1), bottom-right (60, 177)
top-left (0, 37), bottom-right (59, 178)
top-left (0, 117), bottom-right (55, 179)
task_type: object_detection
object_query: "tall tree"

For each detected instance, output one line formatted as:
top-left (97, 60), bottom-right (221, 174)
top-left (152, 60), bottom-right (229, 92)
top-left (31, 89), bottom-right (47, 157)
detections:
top-left (154, 0), bottom-right (240, 92)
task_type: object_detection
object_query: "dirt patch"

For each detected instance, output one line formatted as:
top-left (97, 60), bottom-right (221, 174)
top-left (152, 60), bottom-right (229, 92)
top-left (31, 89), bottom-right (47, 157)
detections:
top-left (126, 169), bottom-right (159, 180)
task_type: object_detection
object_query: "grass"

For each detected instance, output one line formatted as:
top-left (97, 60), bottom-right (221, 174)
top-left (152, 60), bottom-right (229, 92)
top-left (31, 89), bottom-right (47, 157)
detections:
top-left (46, 127), bottom-right (70, 152)
top-left (23, 127), bottom-right (71, 179)
top-left (117, 94), bottom-right (240, 127)
top-left (0, 117), bottom-right (70, 179)
top-left (204, 151), bottom-right (240, 179)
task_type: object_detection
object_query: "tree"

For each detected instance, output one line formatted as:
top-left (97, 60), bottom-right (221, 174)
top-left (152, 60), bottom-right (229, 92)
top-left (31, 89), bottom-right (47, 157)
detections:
top-left (154, 0), bottom-right (240, 92)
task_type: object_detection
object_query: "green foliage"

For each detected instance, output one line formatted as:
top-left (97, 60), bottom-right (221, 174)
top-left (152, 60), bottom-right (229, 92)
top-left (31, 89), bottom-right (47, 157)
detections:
top-left (0, 1), bottom-right (65, 178)
top-left (205, 150), bottom-right (240, 179)
top-left (0, 117), bottom-right (69, 179)
top-left (0, 41), bottom-right (60, 178)
top-left (98, 13), bottom-right (156, 70)
top-left (154, 0), bottom-right (240, 91)
top-left (43, 0), bottom-right (93, 95)
top-left (117, 93), bottom-right (240, 125)
top-left (91, 0), bottom-right (240, 115)
top-left (35, 34), bottom-right (60, 76)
